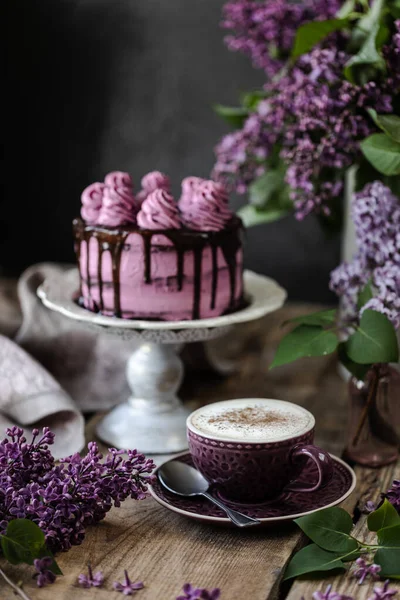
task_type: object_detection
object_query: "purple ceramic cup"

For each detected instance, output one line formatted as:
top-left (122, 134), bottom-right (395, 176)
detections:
top-left (187, 399), bottom-right (333, 503)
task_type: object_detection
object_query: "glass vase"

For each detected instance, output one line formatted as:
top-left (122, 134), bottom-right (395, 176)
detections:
top-left (345, 364), bottom-right (400, 467)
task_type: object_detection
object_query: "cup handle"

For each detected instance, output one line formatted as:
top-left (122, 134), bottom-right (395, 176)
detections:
top-left (284, 444), bottom-right (334, 493)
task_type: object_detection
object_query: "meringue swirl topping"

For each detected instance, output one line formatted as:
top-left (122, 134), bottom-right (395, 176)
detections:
top-left (137, 171), bottom-right (171, 203)
top-left (137, 188), bottom-right (181, 230)
top-left (181, 180), bottom-right (233, 231)
top-left (81, 182), bottom-right (106, 224)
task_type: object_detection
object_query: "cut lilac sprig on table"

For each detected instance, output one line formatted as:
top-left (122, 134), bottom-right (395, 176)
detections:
top-left (368, 580), bottom-right (398, 600)
top-left (313, 585), bottom-right (353, 600)
top-left (0, 427), bottom-right (156, 552)
top-left (363, 501), bottom-right (377, 514)
top-left (78, 564), bottom-right (104, 588)
top-left (33, 557), bottom-right (57, 588)
top-left (113, 570), bottom-right (144, 596)
top-left (176, 583), bottom-right (221, 600)
top-left (351, 558), bottom-right (381, 585)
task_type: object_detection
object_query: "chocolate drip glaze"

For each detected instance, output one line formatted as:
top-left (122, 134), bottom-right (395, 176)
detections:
top-left (210, 244), bottom-right (218, 310)
top-left (176, 249), bottom-right (184, 292)
top-left (142, 234), bottom-right (152, 284)
top-left (73, 217), bottom-right (244, 320)
top-left (97, 241), bottom-right (104, 312)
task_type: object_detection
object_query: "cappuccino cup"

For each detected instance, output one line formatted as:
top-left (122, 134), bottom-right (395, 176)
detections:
top-left (187, 398), bottom-right (333, 503)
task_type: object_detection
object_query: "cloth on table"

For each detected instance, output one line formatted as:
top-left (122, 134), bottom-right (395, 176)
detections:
top-left (0, 332), bottom-right (84, 458)
top-left (15, 263), bottom-right (135, 413)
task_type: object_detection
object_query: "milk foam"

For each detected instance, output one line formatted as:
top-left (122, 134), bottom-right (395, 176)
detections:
top-left (189, 399), bottom-right (313, 442)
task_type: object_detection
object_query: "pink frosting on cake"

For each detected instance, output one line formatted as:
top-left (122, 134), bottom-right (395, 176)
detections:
top-left (137, 189), bottom-right (181, 230)
top-left (81, 182), bottom-right (106, 224)
top-left (181, 180), bottom-right (233, 231)
top-left (104, 171), bottom-right (133, 189)
top-left (137, 171), bottom-right (171, 203)
top-left (179, 176), bottom-right (206, 210)
top-left (77, 227), bottom-right (244, 320)
top-left (97, 172), bottom-right (138, 227)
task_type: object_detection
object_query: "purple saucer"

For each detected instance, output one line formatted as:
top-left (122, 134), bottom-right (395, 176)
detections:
top-left (149, 452), bottom-right (356, 526)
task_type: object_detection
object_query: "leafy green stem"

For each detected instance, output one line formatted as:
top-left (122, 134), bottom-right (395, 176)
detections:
top-left (0, 566), bottom-right (32, 600)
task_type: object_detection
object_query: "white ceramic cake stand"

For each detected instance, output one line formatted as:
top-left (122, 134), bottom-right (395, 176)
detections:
top-left (37, 269), bottom-right (286, 453)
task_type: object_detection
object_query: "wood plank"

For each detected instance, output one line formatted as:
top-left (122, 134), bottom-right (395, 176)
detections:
top-left (2, 497), bottom-right (305, 600)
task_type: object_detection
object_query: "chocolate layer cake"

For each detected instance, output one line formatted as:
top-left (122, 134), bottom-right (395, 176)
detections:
top-left (73, 171), bottom-right (244, 321)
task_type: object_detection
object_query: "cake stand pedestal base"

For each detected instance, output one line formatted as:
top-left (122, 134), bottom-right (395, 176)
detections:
top-left (96, 341), bottom-right (190, 453)
top-left (38, 269), bottom-right (287, 453)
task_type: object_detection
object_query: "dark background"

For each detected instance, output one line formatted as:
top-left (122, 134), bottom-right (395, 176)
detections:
top-left (4, 0), bottom-right (340, 302)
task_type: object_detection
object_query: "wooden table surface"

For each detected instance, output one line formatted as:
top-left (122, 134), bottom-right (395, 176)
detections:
top-left (0, 280), bottom-right (399, 600)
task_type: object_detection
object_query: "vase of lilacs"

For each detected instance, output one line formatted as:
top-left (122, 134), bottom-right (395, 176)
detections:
top-left (270, 181), bottom-right (400, 467)
top-left (213, 0), bottom-right (400, 227)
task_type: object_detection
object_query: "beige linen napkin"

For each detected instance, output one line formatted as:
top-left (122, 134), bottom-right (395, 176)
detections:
top-left (0, 333), bottom-right (84, 459)
top-left (15, 263), bottom-right (135, 412)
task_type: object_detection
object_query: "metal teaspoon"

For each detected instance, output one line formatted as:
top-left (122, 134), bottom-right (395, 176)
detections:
top-left (158, 460), bottom-right (261, 528)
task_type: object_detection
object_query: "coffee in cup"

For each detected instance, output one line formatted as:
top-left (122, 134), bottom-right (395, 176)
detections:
top-left (187, 398), bottom-right (333, 503)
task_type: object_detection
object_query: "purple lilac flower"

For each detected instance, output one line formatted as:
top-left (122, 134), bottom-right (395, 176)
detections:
top-left (221, 0), bottom-right (340, 77)
top-left (78, 564), bottom-right (104, 588)
top-left (0, 427), bottom-right (155, 552)
top-left (363, 500), bottom-right (377, 514)
top-left (384, 479), bottom-right (400, 513)
top-left (113, 570), bottom-right (144, 596)
top-left (368, 580), bottom-right (398, 600)
top-left (177, 583), bottom-right (221, 600)
top-left (351, 558), bottom-right (381, 585)
top-left (330, 182), bottom-right (400, 328)
top-left (33, 557), bottom-right (56, 588)
top-left (311, 585), bottom-right (354, 600)
top-left (214, 19), bottom-right (399, 219)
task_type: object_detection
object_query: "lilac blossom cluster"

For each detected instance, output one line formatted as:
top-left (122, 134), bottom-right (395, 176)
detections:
top-left (303, 581), bottom-right (398, 600)
top-left (221, 0), bottom-right (341, 77)
top-left (177, 584), bottom-right (221, 600)
top-left (384, 479), bottom-right (400, 513)
top-left (213, 17), bottom-right (400, 219)
top-left (0, 427), bottom-right (155, 552)
top-left (330, 181), bottom-right (400, 328)
top-left (351, 558), bottom-right (381, 585)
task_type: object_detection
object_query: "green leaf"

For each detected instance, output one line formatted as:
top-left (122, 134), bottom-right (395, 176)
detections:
top-left (389, 0), bottom-right (400, 18)
top-left (241, 91), bottom-right (268, 110)
top-left (360, 134), bottom-right (400, 176)
top-left (375, 548), bottom-right (400, 579)
top-left (344, 22), bottom-right (385, 83)
top-left (338, 343), bottom-right (370, 381)
top-left (1, 519), bottom-right (45, 565)
top-left (378, 523), bottom-right (400, 548)
top-left (284, 544), bottom-right (345, 580)
top-left (345, 309), bottom-right (399, 364)
top-left (295, 507), bottom-right (358, 554)
top-left (292, 19), bottom-right (348, 58)
top-left (357, 280), bottom-right (374, 309)
top-left (248, 169), bottom-right (285, 208)
top-left (238, 204), bottom-right (289, 227)
top-left (288, 309), bottom-right (337, 328)
top-left (213, 104), bottom-right (249, 128)
top-left (270, 325), bottom-right (338, 369)
top-left (368, 500), bottom-right (400, 532)
top-left (0, 519), bottom-right (62, 575)
top-left (368, 109), bottom-right (400, 143)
